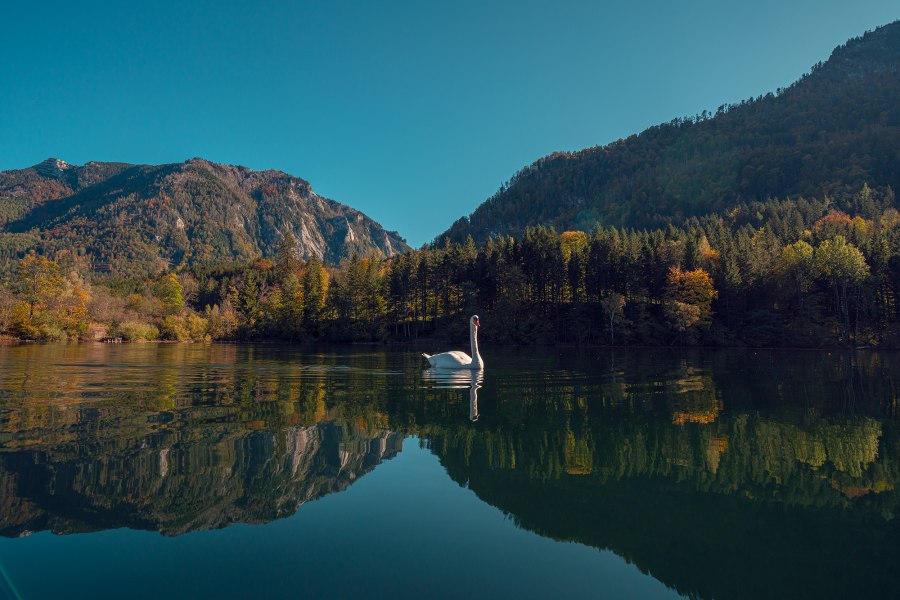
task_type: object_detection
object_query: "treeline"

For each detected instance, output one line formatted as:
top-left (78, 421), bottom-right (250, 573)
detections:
top-left (1, 185), bottom-right (899, 347)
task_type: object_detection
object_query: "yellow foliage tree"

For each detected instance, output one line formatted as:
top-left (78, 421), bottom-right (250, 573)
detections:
top-left (560, 231), bottom-right (588, 261)
top-left (664, 267), bottom-right (717, 335)
top-left (11, 252), bottom-right (68, 339)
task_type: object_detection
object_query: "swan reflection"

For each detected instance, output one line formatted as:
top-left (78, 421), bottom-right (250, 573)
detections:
top-left (423, 368), bottom-right (483, 422)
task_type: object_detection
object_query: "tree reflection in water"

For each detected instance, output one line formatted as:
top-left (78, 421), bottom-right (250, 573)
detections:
top-left (1, 344), bottom-right (899, 598)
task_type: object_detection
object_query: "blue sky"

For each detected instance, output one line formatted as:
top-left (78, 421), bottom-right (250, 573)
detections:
top-left (1, 1), bottom-right (897, 246)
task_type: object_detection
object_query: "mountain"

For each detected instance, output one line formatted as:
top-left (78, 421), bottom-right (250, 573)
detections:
top-left (0, 158), bottom-right (409, 274)
top-left (441, 21), bottom-right (900, 243)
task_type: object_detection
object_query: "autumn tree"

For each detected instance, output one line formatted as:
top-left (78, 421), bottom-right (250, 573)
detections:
top-left (155, 272), bottom-right (185, 313)
top-left (775, 240), bottom-right (815, 315)
top-left (0, 286), bottom-right (16, 335)
top-left (302, 255), bottom-right (329, 337)
top-left (665, 301), bottom-right (702, 337)
top-left (60, 273), bottom-right (90, 338)
top-left (8, 253), bottom-right (89, 340)
top-left (814, 236), bottom-right (869, 341)
top-left (813, 210), bottom-right (854, 242)
top-left (10, 252), bottom-right (66, 339)
top-left (664, 267), bottom-right (717, 340)
top-left (561, 231), bottom-right (588, 302)
top-left (13, 251), bottom-right (64, 323)
top-left (206, 300), bottom-right (239, 339)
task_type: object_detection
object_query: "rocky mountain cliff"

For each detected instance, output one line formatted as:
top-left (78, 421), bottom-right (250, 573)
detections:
top-left (0, 158), bottom-right (408, 274)
top-left (441, 20), bottom-right (900, 243)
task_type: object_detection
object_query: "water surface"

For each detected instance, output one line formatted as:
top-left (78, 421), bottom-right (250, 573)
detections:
top-left (0, 344), bottom-right (898, 599)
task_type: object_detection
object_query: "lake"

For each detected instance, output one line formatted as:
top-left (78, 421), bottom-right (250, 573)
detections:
top-left (0, 343), bottom-right (898, 599)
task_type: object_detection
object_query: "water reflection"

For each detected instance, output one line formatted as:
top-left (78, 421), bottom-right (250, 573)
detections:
top-left (0, 422), bottom-right (402, 537)
top-left (1, 345), bottom-right (900, 598)
top-left (422, 368), bottom-right (483, 421)
top-left (421, 367), bottom-right (483, 389)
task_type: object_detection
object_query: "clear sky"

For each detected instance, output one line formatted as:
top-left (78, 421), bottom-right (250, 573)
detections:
top-left (1, 1), bottom-right (897, 246)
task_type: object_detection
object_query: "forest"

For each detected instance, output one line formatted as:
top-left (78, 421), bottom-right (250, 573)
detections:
top-left (0, 183), bottom-right (898, 348)
top-left (441, 21), bottom-right (900, 243)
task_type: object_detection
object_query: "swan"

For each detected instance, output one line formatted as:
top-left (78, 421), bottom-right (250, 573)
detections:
top-left (422, 315), bottom-right (483, 369)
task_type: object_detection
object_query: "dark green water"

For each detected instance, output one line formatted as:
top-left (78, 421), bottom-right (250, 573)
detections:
top-left (0, 344), bottom-right (899, 599)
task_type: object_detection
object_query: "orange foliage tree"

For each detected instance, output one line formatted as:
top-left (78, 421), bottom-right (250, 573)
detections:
top-left (664, 267), bottom-right (717, 336)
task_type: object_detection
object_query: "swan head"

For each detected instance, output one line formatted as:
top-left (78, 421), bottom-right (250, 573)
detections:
top-left (470, 315), bottom-right (480, 328)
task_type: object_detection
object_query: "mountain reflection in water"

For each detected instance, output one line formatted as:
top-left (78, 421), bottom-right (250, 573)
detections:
top-left (1, 344), bottom-right (900, 599)
top-left (1, 422), bottom-right (402, 537)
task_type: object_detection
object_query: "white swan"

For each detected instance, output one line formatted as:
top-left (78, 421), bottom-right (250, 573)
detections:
top-left (422, 315), bottom-right (483, 369)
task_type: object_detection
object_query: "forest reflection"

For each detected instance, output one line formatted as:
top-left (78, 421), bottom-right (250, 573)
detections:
top-left (1, 344), bottom-right (899, 598)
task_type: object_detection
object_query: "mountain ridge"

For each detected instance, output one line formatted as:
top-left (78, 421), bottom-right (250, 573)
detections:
top-left (0, 157), bottom-right (408, 274)
top-left (441, 20), bottom-right (900, 243)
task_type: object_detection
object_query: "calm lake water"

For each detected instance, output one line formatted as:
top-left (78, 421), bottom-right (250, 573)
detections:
top-left (0, 344), bottom-right (899, 599)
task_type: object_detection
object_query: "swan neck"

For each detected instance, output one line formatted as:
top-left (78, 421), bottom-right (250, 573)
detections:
top-left (470, 322), bottom-right (482, 368)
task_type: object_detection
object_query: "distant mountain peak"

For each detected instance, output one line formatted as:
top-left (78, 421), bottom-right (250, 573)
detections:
top-left (34, 157), bottom-right (72, 178)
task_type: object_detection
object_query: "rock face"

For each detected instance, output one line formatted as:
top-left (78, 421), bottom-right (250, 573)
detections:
top-left (0, 158), bottom-right (409, 274)
top-left (33, 158), bottom-right (71, 179)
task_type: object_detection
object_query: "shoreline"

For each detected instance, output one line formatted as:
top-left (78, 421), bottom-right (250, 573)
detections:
top-left (0, 336), bottom-right (885, 353)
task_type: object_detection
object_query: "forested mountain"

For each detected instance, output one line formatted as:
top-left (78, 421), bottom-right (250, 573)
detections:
top-left (0, 158), bottom-right (408, 275)
top-left (442, 21), bottom-right (900, 243)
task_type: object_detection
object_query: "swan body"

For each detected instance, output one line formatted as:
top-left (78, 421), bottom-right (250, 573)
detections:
top-left (422, 315), bottom-right (483, 370)
top-left (422, 350), bottom-right (473, 368)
